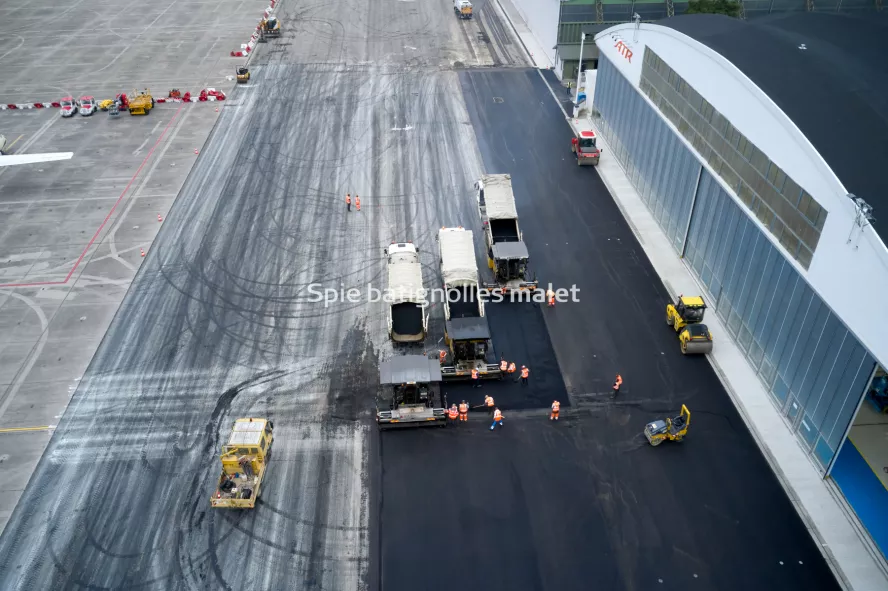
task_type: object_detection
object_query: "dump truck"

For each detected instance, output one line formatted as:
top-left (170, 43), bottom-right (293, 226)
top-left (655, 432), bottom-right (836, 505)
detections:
top-left (128, 89), bottom-right (154, 116)
top-left (437, 227), bottom-right (500, 381)
top-left (569, 118), bottom-right (601, 166)
top-left (385, 241), bottom-right (428, 343)
top-left (453, 0), bottom-right (473, 19)
top-left (376, 356), bottom-right (447, 429)
top-left (211, 418), bottom-right (274, 509)
top-left (475, 174), bottom-right (538, 294)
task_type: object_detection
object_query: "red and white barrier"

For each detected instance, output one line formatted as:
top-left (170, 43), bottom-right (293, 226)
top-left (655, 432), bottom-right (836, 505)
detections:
top-left (230, 2), bottom-right (277, 57)
top-left (1, 90), bottom-right (225, 111)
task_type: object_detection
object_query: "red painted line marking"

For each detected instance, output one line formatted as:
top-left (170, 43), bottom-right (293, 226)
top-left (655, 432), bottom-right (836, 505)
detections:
top-left (0, 105), bottom-right (185, 289)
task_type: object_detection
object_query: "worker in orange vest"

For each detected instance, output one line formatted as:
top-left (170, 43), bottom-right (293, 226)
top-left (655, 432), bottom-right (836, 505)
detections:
top-left (448, 404), bottom-right (459, 424)
top-left (471, 367), bottom-right (481, 388)
top-left (499, 358), bottom-right (508, 372)
top-left (458, 400), bottom-right (469, 422)
top-left (490, 408), bottom-right (504, 430)
top-left (612, 373), bottom-right (623, 398)
top-left (346, 193), bottom-right (351, 211)
top-left (517, 365), bottom-right (529, 385)
top-left (355, 194), bottom-right (361, 211)
top-left (507, 362), bottom-right (516, 375)
top-left (550, 400), bottom-right (561, 421)
top-left (546, 288), bottom-right (556, 307)
top-left (484, 394), bottom-right (495, 418)
top-left (439, 350), bottom-right (447, 365)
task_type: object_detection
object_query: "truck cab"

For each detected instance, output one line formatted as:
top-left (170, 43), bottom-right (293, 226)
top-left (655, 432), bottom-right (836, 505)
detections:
top-left (569, 118), bottom-right (601, 166)
top-left (376, 356), bottom-right (447, 429)
top-left (384, 241), bottom-right (428, 343)
top-left (60, 96), bottom-right (76, 118)
top-left (453, 0), bottom-right (473, 19)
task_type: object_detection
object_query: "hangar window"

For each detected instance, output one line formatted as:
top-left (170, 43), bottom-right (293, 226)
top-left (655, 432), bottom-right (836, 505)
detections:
top-left (750, 147), bottom-right (769, 176)
top-left (782, 177), bottom-right (802, 206)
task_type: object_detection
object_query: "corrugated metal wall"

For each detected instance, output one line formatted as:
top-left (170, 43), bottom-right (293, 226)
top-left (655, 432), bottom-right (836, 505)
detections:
top-left (592, 55), bottom-right (700, 254)
top-left (592, 55), bottom-right (875, 472)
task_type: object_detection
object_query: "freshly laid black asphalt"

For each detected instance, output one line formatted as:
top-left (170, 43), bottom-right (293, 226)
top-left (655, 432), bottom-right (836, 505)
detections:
top-left (376, 69), bottom-right (839, 591)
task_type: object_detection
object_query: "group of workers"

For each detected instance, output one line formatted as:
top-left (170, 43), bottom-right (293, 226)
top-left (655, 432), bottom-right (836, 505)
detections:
top-left (345, 193), bottom-right (361, 212)
top-left (446, 394), bottom-right (559, 429)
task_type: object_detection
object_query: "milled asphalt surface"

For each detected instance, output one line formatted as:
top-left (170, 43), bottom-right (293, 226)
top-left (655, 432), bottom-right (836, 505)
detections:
top-left (380, 67), bottom-right (838, 591)
top-left (0, 0), bottom-right (529, 588)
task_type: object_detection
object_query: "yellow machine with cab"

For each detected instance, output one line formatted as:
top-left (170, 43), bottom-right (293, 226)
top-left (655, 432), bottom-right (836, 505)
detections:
top-left (644, 405), bottom-right (690, 446)
top-left (128, 89), bottom-right (154, 116)
top-left (666, 295), bottom-right (713, 354)
top-left (236, 66), bottom-right (250, 83)
top-left (211, 418), bottom-right (274, 509)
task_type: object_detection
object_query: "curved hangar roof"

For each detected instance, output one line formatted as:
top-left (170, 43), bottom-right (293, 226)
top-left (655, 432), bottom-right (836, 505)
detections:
top-left (660, 12), bottom-right (888, 243)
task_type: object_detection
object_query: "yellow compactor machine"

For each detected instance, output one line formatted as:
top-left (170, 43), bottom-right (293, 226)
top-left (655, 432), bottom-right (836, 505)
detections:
top-left (128, 89), bottom-right (154, 116)
top-left (644, 405), bottom-right (691, 446)
top-left (666, 295), bottom-right (713, 355)
top-left (211, 418), bottom-right (274, 509)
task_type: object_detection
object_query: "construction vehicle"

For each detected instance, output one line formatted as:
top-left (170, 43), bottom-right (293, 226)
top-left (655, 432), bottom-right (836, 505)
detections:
top-left (666, 295), bottom-right (714, 355)
top-left (211, 418), bottom-right (274, 508)
top-left (236, 66), bottom-right (250, 83)
top-left (644, 405), bottom-right (691, 446)
top-left (569, 118), bottom-right (601, 166)
top-left (168, 89), bottom-right (182, 99)
top-left (385, 241), bottom-right (428, 343)
top-left (376, 356), bottom-right (447, 429)
top-left (128, 89), bottom-right (154, 116)
top-left (259, 16), bottom-right (281, 41)
top-left (453, 0), bottom-right (473, 19)
top-left (437, 227), bottom-right (500, 381)
top-left (475, 174), bottom-right (538, 295)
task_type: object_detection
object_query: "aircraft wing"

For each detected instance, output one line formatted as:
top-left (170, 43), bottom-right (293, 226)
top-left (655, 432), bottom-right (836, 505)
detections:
top-left (0, 152), bottom-right (74, 167)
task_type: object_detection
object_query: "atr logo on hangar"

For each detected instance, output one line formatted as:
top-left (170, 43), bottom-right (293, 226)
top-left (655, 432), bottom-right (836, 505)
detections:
top-left (610, 33), bottom-right (633, 63)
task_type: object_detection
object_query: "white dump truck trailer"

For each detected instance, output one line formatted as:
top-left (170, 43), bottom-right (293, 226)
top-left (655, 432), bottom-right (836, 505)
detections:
top-left (475, 174), bottom-right (538, 294)
top-left (437, 227), bottom-right (500, 381)
top-left (384, 241), bottom-right (428, 343)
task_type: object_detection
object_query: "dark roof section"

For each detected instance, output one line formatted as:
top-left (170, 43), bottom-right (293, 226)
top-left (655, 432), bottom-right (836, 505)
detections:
top-left (445, 317), bottom-right (491, 341)
top-left (379, 356), bottom-right (442, 385)
top-left (660, 12), bottom-right (888, 242)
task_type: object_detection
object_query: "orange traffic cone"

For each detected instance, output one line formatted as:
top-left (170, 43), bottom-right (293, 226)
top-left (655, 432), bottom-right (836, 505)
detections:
top-left (157, 214), bottom-right (163, 222)
top-left (194, 149), bottom-right (199, 155)
top-left (140, 248), bottom-right (146, 257)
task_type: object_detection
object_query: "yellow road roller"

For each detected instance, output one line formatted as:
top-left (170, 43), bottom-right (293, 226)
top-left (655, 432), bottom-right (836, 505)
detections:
top-left (644, 405), bottom-right (690, 446)
top-left (666, 295), bottom-right (713, 354)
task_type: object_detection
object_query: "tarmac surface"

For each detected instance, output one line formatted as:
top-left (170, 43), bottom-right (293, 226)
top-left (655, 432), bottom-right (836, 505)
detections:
top-left (0, 0), bottom-right (528, 588)
top-left (0, 1), bottom-right (843, 590)
top-left (0, 0), bottom-right (265, 104)
top-left (380, 67), bottom-right (840, 591)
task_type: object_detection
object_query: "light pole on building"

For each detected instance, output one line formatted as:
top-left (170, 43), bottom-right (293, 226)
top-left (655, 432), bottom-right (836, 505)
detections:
top-left (573, 32), bottom-right (585, 118)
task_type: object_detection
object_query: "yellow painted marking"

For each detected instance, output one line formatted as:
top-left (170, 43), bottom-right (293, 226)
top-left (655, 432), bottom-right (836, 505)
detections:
top-left (5, 134), bottom-right (24, 152)
top-left (0, 425), bottom-right (53, 433)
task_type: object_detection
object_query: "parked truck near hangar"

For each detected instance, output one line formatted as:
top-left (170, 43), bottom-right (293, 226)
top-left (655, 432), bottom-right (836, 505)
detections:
top-left (437, 227), bottom-right (501, 381)
top-left (475, 174), bottom-right (539, 295)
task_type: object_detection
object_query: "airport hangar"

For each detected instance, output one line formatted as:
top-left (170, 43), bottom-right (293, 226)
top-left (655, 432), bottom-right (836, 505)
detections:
top-left (589, 12), bottom-right (888, 559)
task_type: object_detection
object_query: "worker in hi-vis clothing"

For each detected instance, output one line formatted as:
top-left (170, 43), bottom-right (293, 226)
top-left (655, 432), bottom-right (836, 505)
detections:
top-left (490, 408), bottom-right (504, 430)
top-left (518, 365), bottom-right (529, 385)
top-left (499, 358), bottom-right (508, 372)
top-left (448, 404), bottom-right (459, 424)
top-left (546, 288), bottom-right (556, 307)
top-left (484, 394), bottom-right (495, 418)
top-left (471, 367), bottom-right (481, 387)
top-left (458, 400), bottom-right (469, 422)
top-left (346, 193), bottom-right (351, 211)
top-left (612, 374), bottom-right (623, 398)
top-left (550, 400), bottom-right (561, 421)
